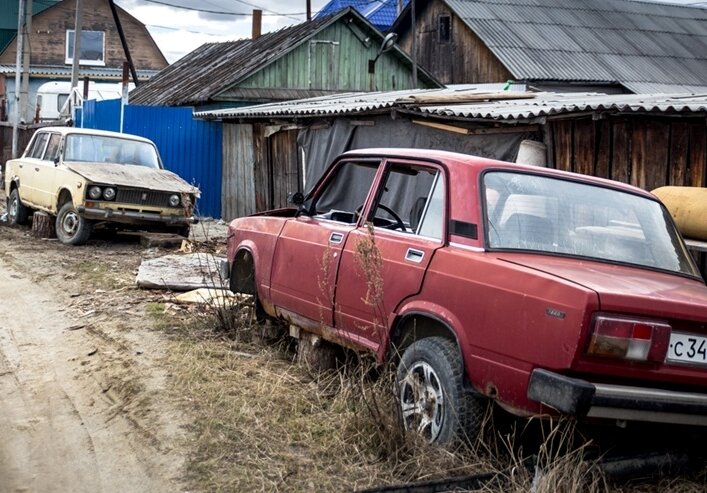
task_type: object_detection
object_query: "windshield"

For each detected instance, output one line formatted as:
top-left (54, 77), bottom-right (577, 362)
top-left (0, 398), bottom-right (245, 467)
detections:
top-left (484, 171), bottom-right (699, 277)
top-left (64, 134), bottom-right (161, 169)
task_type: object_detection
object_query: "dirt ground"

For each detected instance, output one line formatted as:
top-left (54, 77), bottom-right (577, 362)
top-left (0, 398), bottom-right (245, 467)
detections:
top-left (0, 198), bottom-right (229, 493)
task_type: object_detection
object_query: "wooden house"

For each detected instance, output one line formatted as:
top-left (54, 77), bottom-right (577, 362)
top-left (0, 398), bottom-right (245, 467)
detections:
top-left (392, 0), bottom-right (707, 94)
top-left (0, 0), bottom-right (167, 123)
top-left (129, 8), bottom-right (440, 110)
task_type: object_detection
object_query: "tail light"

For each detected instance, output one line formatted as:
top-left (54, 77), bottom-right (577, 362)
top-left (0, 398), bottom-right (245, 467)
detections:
top-left (586, 314), bottom-right (671, 363)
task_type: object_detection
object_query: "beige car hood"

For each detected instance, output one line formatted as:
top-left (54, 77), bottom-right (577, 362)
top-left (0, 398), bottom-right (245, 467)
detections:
top-left (65, 162), bottom-right (199, 195)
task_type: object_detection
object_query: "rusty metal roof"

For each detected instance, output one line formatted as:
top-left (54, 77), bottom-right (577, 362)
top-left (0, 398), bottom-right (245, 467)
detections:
top-left (393, 0), bottom-right (707, 92)
top-left (194, 89), bottom-right (707, 122)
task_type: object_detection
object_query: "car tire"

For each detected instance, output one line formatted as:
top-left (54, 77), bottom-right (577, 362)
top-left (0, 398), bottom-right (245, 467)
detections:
top-left (55, 202), bottom-right (93, 245)
top-left (397, 337), bottom-right (486, 445)
top-left (7, 188), bottom-right (30, 226)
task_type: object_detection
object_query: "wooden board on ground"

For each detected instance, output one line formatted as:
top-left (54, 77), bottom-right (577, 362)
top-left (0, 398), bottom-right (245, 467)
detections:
top-left (175, 288), bottom-right (237, 306)
top-left (136, 253), bottom-right (227, 291)
top-left (117, 231), bottom-right (186, 248)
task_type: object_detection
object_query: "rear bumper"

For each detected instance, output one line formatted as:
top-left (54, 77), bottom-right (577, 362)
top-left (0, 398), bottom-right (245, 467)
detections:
top-left (77, 205), bottom-right (198, 225)
top-left (528, 368), bottom-right (707, 426)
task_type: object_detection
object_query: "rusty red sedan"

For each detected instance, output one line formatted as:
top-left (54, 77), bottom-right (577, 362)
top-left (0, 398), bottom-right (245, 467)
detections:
top-left (224, 148), bottom-right (707, 444)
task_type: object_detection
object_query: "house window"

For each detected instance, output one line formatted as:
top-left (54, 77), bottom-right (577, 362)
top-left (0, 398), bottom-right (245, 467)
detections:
top-left (439, 15), bottom-right (451, 43)
top-left (65, 30), bottom-right (105, 66)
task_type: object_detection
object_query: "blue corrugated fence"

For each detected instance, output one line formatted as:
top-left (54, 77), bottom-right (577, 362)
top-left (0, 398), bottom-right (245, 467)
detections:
top-left (82, 99), bottom-right (222, 218)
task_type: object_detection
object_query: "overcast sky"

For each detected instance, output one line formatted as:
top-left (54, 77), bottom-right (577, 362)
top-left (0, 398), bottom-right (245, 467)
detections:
top-left (114, 0), bottom-right (707, 63)
top-left (115, 0), bottom-right (330, 62)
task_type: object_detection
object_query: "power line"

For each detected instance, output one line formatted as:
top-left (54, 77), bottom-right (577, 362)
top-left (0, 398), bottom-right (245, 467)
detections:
top-left (137, 0), bottom-right (306, 20)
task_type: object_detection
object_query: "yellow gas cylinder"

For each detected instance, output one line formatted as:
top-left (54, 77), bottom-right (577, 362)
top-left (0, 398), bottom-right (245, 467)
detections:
top-left (652, 186), bottom-right (707, 241)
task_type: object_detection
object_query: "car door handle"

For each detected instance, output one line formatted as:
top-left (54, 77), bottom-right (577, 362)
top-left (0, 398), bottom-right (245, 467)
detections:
top-left (405, 248), bottom-right (424, 263)
top-left (329, 232), bottom-right (344, 245)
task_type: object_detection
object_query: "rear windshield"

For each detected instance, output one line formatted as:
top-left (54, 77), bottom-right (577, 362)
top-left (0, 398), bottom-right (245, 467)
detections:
top-left (64, 134), bottom-right (161, 169)
top-left (483, 171), bottom-right (699, 277)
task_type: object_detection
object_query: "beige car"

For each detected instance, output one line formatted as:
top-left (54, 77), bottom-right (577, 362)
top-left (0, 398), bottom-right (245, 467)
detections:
top-left (4, 127), bottom-right (199, 245)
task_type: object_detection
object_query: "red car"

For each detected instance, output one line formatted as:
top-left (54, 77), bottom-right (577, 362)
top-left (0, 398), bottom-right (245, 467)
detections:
top-left (225, 149), bottom-right (707, 444)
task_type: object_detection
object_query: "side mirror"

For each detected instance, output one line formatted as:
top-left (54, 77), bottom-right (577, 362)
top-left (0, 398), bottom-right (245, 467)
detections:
top-left (53, 155), bottom-right (60, 165)
top-left (288, 192), bottom-right (304, 207)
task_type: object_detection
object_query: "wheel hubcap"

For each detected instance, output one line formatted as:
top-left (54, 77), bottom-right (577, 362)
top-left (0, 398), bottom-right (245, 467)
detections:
top-left (399, 361), bottom-right (444, 442)
top-left (61, 210), bottom-right (79, 236)
top-left (8, 197), bottom-right (17, 219)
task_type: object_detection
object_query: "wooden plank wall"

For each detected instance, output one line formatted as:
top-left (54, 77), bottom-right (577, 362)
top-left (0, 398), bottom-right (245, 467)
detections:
top-left (397, 3), bottom-right (512, 85)
top-left (267, 129), bottom-right (301, 210)
top-left (243, 125), bottom-right (302, 213)
top-left (221, 123), bottom-right (255, 220)
top-left (0, 0), bottom-right (166, 69)
top-left (548, 116), bottom-right (707, 189)
top-left (0, 123), bottom-right (38, 167)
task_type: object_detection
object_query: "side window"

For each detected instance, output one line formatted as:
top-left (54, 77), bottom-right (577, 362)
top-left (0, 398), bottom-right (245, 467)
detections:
top-left (28, 133), bottom-right (49, 159)
top-left (44, 134), bottom-right (61, 162)
top-left (312, 160), bottom-right (380, 223)
top-left (417, 174), bottom-right (445, 239)
top-left (369, 163), bottom-right (445, 240)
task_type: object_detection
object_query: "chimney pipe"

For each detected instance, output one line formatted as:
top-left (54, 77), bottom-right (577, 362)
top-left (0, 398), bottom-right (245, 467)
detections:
top-left (307, 0), bottom-right (312, 21)
top-left (252, 10), bottom-right (262, 39)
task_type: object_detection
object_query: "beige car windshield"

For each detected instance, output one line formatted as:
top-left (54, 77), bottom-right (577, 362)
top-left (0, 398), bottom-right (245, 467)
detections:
top-left (64, 134), bottom-right (160, 169)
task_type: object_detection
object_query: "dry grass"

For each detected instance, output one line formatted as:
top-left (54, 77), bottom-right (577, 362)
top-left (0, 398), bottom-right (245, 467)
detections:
top-left (146, 299), bottom-right (707, 492)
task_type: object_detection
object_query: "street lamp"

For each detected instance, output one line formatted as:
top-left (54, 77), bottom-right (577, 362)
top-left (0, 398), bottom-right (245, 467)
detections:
top-left (368, 32), bottom-right (399, 76)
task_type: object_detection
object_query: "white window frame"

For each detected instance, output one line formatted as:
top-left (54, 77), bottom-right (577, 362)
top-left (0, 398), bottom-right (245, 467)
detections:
top-left (65, 30), bottom-right (106, 66)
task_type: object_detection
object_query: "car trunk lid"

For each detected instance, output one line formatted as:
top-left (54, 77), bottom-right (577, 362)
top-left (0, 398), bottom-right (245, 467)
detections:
top-left (499, 254), bottom-right (707, 324)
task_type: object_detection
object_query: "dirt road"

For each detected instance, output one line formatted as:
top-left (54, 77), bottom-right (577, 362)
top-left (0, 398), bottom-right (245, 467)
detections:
top-left (0, 224), bottom-right (189, 492)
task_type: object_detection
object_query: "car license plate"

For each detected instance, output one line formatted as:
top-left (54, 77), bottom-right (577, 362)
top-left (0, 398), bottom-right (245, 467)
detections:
top-left (667, 332), bottom-right (707, 366)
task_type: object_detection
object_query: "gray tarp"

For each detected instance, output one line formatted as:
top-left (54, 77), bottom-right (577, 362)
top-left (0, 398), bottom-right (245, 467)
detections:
top-left (297, 116), bottom-right (533, 193)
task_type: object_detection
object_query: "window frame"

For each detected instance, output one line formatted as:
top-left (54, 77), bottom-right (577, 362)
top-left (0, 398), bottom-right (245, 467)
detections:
top-left (367, 160), bottom-right (447, 241)
top-left (65, 30), bottom-right (106, 66)
top-left (438, 14), bottom-right (452, 44)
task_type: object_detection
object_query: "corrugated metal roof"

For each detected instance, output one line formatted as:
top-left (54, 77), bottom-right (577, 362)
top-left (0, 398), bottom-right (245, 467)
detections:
top-left (194, 89), bottom-right (707, 122)
top-left (439, 0), bottom-right (707, 90)
top-left (0, 64), bottom-right (158, 80)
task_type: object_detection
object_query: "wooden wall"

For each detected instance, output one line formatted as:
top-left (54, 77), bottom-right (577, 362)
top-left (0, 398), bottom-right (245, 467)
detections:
top-left (547, 116), bottom-right (707, 189)
top-left (222, 124), bottom-right (301, 220)
top-left (398, 2), bottom-right (512, 85)
top-left (222, 123), bottom-right (256, 220)
top-left (0, 0), bottom-right (166, 70)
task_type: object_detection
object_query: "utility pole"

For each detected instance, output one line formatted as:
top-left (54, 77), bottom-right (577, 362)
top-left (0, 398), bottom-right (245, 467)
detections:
top-left (411, 0), bottom-right (417, 87)
top-left (12, 0), bottom-right (26, 158)
top-left (70, 0), bottom-right (83, 96)
top-left (108, 0), bottom-right (139, 86)
top-left (21, 0), bottom-right (32, 123)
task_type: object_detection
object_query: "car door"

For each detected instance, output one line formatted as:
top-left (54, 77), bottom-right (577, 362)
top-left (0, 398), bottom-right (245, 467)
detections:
top-left (334, 160), bottom-right (447, 352)
top-left (16, 132), bottom-right (50, 207)
top-left (32, 132), bottom-right (62, 210)
top-left (269, 159), bottom-right (381, 328)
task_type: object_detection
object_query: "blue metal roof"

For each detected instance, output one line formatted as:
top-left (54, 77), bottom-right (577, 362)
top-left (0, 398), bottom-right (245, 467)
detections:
top-left (316, 0), bottom-right (407, 32)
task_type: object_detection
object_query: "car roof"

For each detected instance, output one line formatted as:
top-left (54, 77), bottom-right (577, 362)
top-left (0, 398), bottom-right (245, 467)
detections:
top-left (341, 147), bottom-right (654, 199)
top-left (35, 126), bottom-right (155, 145)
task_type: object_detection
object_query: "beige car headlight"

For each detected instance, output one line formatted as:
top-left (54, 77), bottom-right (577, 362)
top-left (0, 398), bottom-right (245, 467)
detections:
top-left (103, 187), bottom-right (116, 201)
top-left (88, 186), bottom-right (102, 200)
top-left (169, 194), bottom-right (180, 207)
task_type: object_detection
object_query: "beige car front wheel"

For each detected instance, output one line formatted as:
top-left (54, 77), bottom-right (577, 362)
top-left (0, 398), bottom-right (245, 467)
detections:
top-left (55, 202), bottom-right (93, 245)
